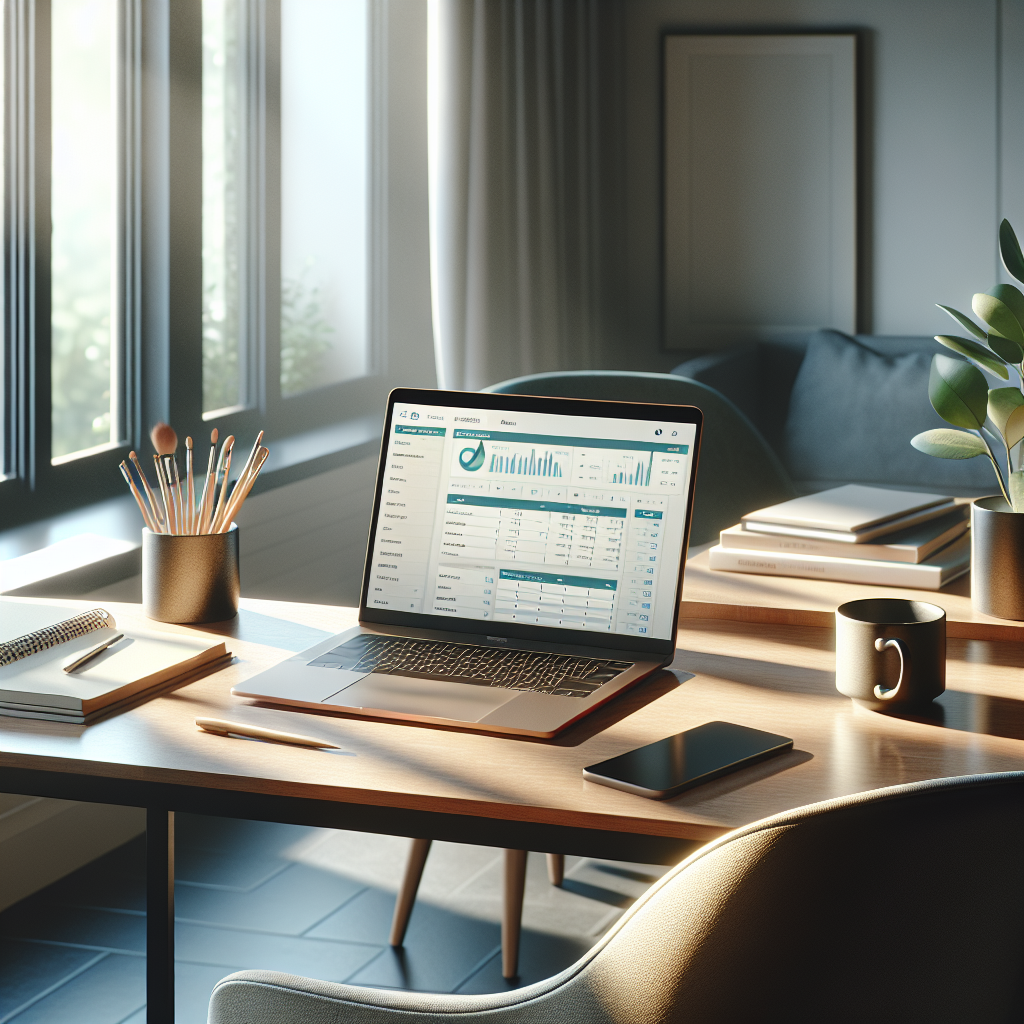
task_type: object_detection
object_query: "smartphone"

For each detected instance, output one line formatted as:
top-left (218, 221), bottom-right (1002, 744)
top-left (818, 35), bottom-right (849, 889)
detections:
top-left (583, 721), bottom-right (793, 799)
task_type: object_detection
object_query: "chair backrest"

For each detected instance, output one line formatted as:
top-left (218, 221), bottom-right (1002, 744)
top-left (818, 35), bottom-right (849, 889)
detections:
top-left (558, 771), bottom-right (1024, 1023)
top-left (209, 773), bottom-right (1024, 1024)
top-left (483, 371), bottom-right (796, 546)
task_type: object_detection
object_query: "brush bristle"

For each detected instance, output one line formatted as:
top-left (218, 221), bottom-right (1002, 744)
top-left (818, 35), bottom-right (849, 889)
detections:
top-left (150, 422), bottom-right (178, 456)
top-left (211, 428), bottom-right (219, 444)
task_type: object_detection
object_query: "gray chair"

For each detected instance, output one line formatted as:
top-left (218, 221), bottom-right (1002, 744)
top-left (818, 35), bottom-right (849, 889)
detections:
top-left (388, 371), bottom-right (797, 979)
top-left (208, 773), bottom-right (1024, 1023)
top-left (483, 370), bottom-right (796, 547)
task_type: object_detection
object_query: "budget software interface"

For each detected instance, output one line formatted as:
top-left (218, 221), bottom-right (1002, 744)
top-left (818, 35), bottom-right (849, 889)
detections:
top-left (366, 402), bottom-right (697, 641)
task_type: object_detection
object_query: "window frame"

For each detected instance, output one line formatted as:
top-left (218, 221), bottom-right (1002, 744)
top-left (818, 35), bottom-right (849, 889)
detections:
top-left (0, 0), bottom-right (433, 534)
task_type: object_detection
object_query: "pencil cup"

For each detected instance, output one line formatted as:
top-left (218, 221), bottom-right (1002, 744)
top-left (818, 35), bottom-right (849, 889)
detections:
top-left (142, 524), bottom-right (240, 623)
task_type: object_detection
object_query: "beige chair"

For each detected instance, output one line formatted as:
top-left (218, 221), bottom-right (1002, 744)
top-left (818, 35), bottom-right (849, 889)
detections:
top-left (208, 771), bottom-right (1024, 1023)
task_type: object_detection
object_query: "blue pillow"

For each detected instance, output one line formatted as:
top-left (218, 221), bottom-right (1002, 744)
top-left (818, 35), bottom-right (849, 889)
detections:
top-left (782, 330), bottom-right (998, 494)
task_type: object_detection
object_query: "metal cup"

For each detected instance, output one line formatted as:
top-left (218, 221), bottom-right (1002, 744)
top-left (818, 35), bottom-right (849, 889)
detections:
top-left (835, 598), bottom-right (945, 712)
top-left (142, 524), bottom-right (240, 623)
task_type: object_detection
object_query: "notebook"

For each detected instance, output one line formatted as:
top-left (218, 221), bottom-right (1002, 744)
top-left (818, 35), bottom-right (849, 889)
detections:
top-left (0, 599), bottom-right (230, 723)
top-left (741, 484), bottom-right (957, 542)
top-left (232, 387), bottom-right (703, 738)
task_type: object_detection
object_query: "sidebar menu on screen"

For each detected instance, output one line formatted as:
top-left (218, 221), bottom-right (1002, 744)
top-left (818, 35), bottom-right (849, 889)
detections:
top-left (367, 424), bottom-right (445, 612)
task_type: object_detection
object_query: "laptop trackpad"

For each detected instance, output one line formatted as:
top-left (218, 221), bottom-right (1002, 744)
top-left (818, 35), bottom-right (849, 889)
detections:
top-left (323, 673), bottom-right (516, 723)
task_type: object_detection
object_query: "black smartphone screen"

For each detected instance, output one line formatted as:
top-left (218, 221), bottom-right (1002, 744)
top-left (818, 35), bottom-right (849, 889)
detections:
top-left (583, 721), bottom-right (793, 799)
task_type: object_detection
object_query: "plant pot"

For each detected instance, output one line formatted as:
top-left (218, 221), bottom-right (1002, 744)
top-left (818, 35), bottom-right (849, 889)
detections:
top-left (971, 497), bottom-right (1024, 620)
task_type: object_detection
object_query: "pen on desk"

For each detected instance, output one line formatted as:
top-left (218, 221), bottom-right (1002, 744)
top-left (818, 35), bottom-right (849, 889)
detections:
top-left (63, 633), bottom-right (125, 673)
top-left (195, 717), bottom-right (342, 749)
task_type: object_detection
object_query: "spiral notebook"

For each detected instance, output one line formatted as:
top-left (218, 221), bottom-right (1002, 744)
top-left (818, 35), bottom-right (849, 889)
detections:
top-left (0, 599), bottom-right (230, 723)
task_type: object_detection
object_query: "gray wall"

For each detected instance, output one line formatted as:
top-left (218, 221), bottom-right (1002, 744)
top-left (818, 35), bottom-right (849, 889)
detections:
top-left (603, 0), bottom-right (1024, 370)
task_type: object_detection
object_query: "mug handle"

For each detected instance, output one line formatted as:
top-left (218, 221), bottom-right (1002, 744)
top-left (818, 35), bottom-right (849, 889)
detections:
top-left (873, 638), bottom-right (908, 700)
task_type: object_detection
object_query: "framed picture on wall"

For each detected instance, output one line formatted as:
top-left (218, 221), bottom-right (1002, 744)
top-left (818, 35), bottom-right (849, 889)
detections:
top-left (663, 34), bottom-right (857, 350)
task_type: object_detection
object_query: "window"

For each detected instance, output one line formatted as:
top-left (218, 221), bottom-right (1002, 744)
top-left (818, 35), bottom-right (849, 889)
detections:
top-left (50, 0), bottom-right (119, 462)
top-left (1, 1), bottom-right (434, 532)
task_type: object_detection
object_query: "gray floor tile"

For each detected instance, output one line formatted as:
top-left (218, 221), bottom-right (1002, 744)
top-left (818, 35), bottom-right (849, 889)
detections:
top-left (173, 863), bottom-right (365, 935)
top-left (445, 853), bottom-right (622, 941)
top-left (174, 962), bottom-right (235, 1024)
top-left (0, 906), bottom-right (145, 954)
top-left (174, 814), bottom-right (325, 891)
top-left (7, 953), bottom-right (145, 1024)
top-left (28, 839), bottom-right (146, 914)
top-left (0, 940), bottom-right (104, 1021)
top-left (326, 890), bottom-right (499, 992)
top-left (456, 930), bottom-right (593, 993)
top-left (175, 922), bottom-right (381, 980)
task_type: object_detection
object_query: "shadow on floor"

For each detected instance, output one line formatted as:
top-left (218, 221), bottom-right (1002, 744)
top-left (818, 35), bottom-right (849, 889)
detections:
top-left (0, 814), bottom-right (668, 1023)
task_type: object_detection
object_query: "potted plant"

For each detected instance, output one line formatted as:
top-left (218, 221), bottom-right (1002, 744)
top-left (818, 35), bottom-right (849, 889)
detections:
top-left (911, 219), bottom-right (1024, 619)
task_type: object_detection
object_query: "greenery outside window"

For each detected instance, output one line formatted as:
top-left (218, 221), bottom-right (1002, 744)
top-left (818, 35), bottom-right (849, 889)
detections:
top-left (1, 0), bottom-right (433, 533)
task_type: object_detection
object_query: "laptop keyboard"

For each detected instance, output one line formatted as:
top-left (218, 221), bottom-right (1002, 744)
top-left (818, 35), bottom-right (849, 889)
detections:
top-left (308, 635), bottom-right (634, 698)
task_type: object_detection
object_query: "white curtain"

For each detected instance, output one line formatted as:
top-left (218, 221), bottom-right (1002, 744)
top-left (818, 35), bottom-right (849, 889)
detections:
top-left (429, 0), bottom-right (609, 391)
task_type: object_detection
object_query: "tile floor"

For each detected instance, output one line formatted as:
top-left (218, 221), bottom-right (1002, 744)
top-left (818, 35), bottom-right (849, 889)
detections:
top-left (0, 814), bottom-right (668, 1023)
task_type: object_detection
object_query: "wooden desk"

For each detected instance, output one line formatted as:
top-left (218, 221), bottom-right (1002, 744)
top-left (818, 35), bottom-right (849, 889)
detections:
top-left (681, 544), bottom-right (1024, 642)
top-left (1, 597), bottom-right (1022, 1022)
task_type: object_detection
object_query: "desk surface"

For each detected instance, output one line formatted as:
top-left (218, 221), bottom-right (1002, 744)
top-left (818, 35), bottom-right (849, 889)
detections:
top-left (681, 545), bottom-right (1024, 642)
top-left (0, 598), bottom-right (1021, 861)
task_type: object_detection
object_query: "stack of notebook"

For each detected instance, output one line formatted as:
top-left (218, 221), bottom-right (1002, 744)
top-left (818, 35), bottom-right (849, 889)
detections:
top-left (0, 599), bottom-right (231, 723)
top-left (708, 484), bottom-right (971, 589)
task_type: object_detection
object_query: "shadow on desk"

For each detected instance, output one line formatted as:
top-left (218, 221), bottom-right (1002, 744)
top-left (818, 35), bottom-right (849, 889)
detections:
top-left (889, 690), bottom-right (1024, 741)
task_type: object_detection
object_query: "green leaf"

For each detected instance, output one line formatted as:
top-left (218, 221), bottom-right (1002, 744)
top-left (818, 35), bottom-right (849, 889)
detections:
top-left (928, 354), bottom-right (989, 429)
top-left (936, 305), bottom-right (988, 342)
top-left (1004, 404), bottom-right (1024, 451)
top-left (974, 291), bottom-right (1024, 348)
top-left (999, 219), bottom-right (1024, 285)
top-left (1010, 470), bottom-right (1024, 513)
top-left (910, 428), bottom-right (988, 460)
top-left (986, 332), bottom-right (1024, 364)
top-left (988, 387), bottom-right (1024, 436)
top-left (934, 335), bottom-right (1008, 379)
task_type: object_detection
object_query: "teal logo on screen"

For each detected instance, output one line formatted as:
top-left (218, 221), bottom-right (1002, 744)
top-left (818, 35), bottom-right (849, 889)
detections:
top-left (459, 440), bottom-right (485, 471)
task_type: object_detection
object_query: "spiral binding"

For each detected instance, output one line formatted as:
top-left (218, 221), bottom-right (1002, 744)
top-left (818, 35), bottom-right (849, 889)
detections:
top-left (0, 609), bottom-right (116, 668)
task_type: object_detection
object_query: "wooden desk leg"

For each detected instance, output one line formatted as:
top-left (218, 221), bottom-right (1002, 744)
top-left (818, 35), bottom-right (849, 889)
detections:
top-left (502, 849), bottom-right (528, 980)
top-left (147, 809), bottom-right (175, 1024)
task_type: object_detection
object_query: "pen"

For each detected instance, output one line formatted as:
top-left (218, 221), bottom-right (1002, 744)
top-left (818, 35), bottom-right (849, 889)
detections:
top-left (63, 633), bottom-right (125, 673)
top-left (195, 717), bottom-right (342, 749)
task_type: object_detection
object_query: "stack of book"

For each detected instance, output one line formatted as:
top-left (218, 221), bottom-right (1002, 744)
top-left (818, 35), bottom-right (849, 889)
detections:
top-left (708, 484), bottom-right (971, 589)
top-left (0, 600), bottom-right (231, 723)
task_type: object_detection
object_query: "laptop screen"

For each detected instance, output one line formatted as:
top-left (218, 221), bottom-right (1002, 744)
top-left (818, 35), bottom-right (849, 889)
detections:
top-left (360, 390), bottom-right (700, 651)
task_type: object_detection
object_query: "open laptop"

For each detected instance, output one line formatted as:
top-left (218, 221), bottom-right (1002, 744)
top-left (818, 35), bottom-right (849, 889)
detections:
top-left (232, 388), bottom-right (702, 738)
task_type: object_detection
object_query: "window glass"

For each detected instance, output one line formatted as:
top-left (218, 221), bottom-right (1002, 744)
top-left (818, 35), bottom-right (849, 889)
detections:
top-left (202, 0), bottom-right (244, 416)
top-left (280, 0), bottom-right (368, 397)
top-left (50, 0), bottom-right (118, 462)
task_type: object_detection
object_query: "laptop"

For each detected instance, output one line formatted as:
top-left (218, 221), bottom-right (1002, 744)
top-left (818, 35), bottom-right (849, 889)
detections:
top-left (232, 388), bottom-right (703, 738)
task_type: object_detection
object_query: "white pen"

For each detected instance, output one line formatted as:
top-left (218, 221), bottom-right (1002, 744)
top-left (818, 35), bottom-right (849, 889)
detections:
top-left (63, 633), bottom-right (125, 674)
top-left (195, 717), bottom-right (342, 749)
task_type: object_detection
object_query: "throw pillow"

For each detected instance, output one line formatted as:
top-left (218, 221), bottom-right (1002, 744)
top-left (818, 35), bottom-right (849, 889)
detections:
top-left (782, 330), bottom-right (997, 492)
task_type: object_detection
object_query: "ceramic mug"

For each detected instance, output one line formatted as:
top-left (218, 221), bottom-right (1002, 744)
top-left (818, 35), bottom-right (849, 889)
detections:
top-left (835, 598), bottom-right (945, 711)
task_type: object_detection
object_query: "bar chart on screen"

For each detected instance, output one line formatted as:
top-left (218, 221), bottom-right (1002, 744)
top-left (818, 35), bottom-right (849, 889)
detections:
top-left (573, 449), bottom-right (685, 491)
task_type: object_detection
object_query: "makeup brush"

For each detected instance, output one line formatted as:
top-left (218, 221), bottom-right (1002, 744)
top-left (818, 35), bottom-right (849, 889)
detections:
top-left (120, 461), bottom-right (157, 532)
top-left (129, 451), bottom-right (164, 531)
top-left (196, 428), bottom-right (218, 535)
top-left (185, 436), bottom-right (195, 535)
top-left (216, 446), bottom-right (269, 532)
top-left (151, 423), bottom-right (180, 533)
top-left (150, 421), bottom-right (177, 456)
top-left (154, 454), bottom-right (175, 533)
top-left (211, 435), bottom-right (235, 533)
